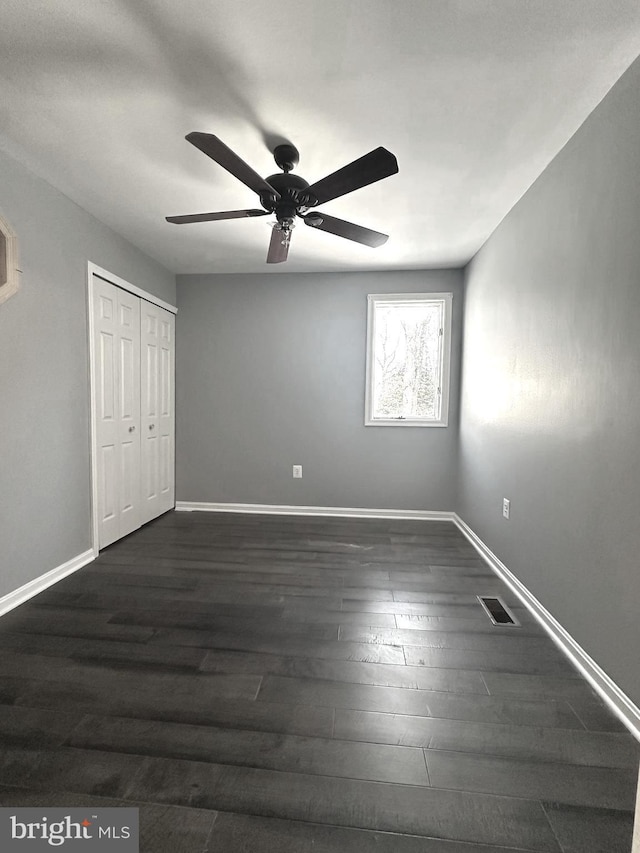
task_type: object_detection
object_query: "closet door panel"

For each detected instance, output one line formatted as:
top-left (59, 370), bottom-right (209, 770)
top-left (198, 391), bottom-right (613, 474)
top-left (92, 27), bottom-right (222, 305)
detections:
top-left (158, 311), bottom-right (175, 512)
top-left (92, 277), bottom-right (141, 548)
top-left (98, 328), bottom-right (117, 530)
top-left (140, 303), bottom-right (160, 523)
top-left (100, 444), bottom-right (117, 528)
top-left (140, 302), bottom-right (175, 524)
top-left (116, 289), bottom-right (141, 539)
top-left (93, 280), bottom-right (120, 548)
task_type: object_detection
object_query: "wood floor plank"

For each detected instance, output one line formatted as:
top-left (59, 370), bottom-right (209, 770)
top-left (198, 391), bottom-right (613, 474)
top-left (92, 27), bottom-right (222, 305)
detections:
top-left (0, 633), bottom-right (209, 672)
top-left (150, 630), bottom-right (406, 664)
top-left (0, 631), bottom-right (99, 659)
top-left (0, 612), bottom-right (155, 643)
top-left (195, 580), bottom-right (394, 601)
top-left (5, 662), bottom-right (264, 726)
top-left (257, 675), bottom-right (586, 728)
top-left (199, 650), bottom-right (489, 694)
top-left (70, 569), bottom-right (200, 590)
top-left (48, 595), bottom-right (286, 620)
top-left (10, 669), bottom-right (333, 736)
top-left (391, 569), bottom-right (495, 582)
top-left (108, 610), bottom-right (339, 640)
top-left (403, 645), bottom-right (578, 676)
top-left (76, 590), bottom-right (344, 611)
top-left (425, 749), bottom-right (637, 810)
top-left (126, 757), bottom-right (561, 850)
top-left (68, 713), bottom-right (430, 786)
top-left (0, 676), bottom-right (33, 705)
top-left (209, 812), bottom-right (533, 853)
top-left (339, 624), bottom-right (553, 648)
top-left (0, 652), bottom-right (259, 699)
top-left (283, 608), bottom-right (397, 627)
top-left (0, 705), bottom-right (83, 749)
top-left (566, 699), bottom-right (631, 733)
top-left (173, 569), bottom-right (348, 588)
top-left (0, 746), bottom-right (146, 799)
top-left (333, 708), bottom-right (640, 768)
top-left (542, 801), bottom-right (635, 853)
top-left (482, 672), bottom-right (603, 702)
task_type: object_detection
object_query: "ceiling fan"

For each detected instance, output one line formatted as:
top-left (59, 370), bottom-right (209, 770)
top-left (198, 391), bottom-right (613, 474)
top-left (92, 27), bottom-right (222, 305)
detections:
top-left (166, 133), bottom-right (399, 263)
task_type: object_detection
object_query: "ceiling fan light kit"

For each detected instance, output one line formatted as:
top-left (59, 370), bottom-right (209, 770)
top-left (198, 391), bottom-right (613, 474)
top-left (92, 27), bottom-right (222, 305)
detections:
top-left (166, 133), bottom-right (398, 264)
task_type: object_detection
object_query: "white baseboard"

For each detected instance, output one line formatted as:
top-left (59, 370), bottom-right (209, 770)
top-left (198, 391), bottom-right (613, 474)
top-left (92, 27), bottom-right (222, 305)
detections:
top-left (453, 514), bottom-right (640, 742)
top-left (0, 548), bottom-right (96, 618)
top-left (634, 767), bottom-right (640, 853)
top-left (175, 501), bottom-right (454, 522)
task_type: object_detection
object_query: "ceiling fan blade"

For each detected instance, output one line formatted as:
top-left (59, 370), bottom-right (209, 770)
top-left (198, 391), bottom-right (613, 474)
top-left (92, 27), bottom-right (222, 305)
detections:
top-left (186, 132), bottom-right (279, 198)
top-left (303, 212), bottom-right (388, 247)
top-left (266, 227), bottom-right (290, 264)
top-left (304, 147), bottom-right (398, 206)
top-left (166, 209), bottom-right (267, 224)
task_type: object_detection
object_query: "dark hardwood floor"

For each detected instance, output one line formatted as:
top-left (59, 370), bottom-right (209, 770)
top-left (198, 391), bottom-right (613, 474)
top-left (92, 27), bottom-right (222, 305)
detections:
top-left (0, 510), bottom-right (637, 851)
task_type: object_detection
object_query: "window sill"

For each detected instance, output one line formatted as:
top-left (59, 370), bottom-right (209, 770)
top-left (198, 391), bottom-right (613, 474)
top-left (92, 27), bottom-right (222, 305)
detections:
top-left (365, 418), bottom-right (448, 428)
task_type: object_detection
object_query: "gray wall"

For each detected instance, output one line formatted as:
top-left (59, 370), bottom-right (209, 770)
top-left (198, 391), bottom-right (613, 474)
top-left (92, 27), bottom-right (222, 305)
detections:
top-left (176, 269), bottom-right (463, 511)
top-left (0, 148), bottom-right (175, 598)
top-left (458, 57), bottom-right (640, 705)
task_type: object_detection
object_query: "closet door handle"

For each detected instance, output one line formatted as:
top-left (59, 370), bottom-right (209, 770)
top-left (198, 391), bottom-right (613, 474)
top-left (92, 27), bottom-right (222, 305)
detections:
top-left (149, 424), bottom-right (155, 431)
top-left (128, 426), bottom-right (136, 433)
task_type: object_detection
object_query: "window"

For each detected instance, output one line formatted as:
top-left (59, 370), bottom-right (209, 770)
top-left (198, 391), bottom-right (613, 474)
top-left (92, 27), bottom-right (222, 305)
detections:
top-left (0, 212), bottom-right (20, 306)
top-left (365, 292), bottom-right (452, 427)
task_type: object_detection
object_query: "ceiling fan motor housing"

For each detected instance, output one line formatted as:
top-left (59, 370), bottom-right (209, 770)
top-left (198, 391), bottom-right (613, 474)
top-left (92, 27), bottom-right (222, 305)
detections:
top-left (263, 172), bottom-right (312, 223)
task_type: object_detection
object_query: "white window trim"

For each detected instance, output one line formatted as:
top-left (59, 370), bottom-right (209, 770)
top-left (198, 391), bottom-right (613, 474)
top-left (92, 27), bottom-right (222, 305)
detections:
top-left (365, 292), bottom-right (453, 428)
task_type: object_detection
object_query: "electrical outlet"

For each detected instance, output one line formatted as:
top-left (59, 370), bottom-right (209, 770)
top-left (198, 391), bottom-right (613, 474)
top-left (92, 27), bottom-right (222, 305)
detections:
top-left (502, 498), bottom-right (510, 520)
top-left (292, 465), bottom-right (303, 479)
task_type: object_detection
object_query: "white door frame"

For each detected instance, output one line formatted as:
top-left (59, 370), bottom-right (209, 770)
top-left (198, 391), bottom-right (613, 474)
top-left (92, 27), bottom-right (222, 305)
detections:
top-left (87, 262), bottom-right (177, 554)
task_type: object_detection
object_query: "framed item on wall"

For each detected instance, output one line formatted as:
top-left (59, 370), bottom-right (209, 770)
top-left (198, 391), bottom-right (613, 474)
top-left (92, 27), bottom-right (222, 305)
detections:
top-left (0, 212), bottom-right (20, 305)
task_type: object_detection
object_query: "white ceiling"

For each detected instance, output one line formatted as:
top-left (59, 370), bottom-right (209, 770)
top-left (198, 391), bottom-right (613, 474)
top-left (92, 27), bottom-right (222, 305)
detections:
top-left (1, 1), bottom-right (640, 274)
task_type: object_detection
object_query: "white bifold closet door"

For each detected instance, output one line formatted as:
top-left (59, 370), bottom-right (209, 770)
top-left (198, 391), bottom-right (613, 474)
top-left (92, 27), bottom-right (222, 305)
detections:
top-left (92, 276), bottom-right (175, 549)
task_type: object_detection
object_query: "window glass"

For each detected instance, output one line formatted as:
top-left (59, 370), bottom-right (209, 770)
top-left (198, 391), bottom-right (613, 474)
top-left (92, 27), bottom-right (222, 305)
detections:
top-left (366, 293), bottom-right (452, 426)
